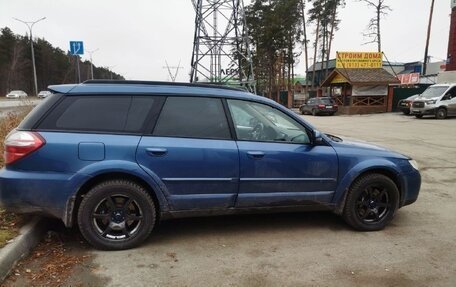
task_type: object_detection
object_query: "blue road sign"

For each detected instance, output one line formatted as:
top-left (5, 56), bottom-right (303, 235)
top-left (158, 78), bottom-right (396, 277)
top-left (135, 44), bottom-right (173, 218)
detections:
top-left (70, 41), bottom-right (84, 55)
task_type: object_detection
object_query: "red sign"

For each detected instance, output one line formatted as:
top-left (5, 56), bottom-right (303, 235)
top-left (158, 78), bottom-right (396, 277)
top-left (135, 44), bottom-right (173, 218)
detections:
top-left (397, 73), bottom-right (420, 85)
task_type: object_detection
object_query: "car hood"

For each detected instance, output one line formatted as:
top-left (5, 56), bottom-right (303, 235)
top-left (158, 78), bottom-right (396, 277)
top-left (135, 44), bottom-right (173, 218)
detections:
top-left (414, 96), bottom-right (439, 101)
top-left (328, 136), bottom-right (409, 160)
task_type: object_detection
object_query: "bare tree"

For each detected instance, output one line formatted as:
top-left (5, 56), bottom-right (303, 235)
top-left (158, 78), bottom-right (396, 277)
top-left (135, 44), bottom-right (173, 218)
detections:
top-left (359, 0), bottom-right (391, 52)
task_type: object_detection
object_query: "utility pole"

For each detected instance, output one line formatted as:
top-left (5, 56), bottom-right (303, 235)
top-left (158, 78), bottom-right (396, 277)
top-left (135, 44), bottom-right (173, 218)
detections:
top-left (87, 48), bottom-right (99, 80)
top-left (163, 60), bottom-right (182, 82)
top-left (13, 17), bottom-right (46, 96)
top-left (423, 0), bottom-right (435, 76)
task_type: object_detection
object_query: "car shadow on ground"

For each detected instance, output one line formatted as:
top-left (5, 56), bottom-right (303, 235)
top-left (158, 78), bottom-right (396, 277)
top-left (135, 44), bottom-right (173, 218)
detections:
top-left (146, 211), bottom-right (346, 244)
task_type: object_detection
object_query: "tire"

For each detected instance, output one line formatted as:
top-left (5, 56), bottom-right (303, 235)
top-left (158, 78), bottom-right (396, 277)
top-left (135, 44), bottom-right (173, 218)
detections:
top-left (415, 114), bottom-right (423, 119)
top-left (312, 109), bottom-right (318, 116)
top-left (436, 108), bottom-right (447, 120)
top-left (402, 110), bottom-right (410, 115)
top-left (343, 173), bottom-right (399, 231)
top-left (329, 112), bottom-right (335, 116)
top-left (78, 180), bottom-right (156, 250)
top-left (300, 108), bottom-right (304, 115)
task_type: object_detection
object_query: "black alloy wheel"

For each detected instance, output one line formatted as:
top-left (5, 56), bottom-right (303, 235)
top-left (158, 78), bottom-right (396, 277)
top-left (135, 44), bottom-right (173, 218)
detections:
top-left (78, 180), bottom-right (156, 250)
top-left (343, 173), bottom-right (399, 231)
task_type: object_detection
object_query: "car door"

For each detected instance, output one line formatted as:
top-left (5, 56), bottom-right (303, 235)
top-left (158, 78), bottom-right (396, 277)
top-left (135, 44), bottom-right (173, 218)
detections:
top-left (136, 96), bottom-right (239, 210)
top-left (226, 99), bottom-right (338, 208)
top-left (304, 99), bottom-right (314, 114)
top-left (445, 87), bottom-right (456, 115)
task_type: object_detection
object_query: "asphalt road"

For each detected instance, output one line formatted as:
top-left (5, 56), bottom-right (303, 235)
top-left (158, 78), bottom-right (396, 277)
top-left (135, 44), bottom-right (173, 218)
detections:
top-left (8, 112), bottom-right (456, 287)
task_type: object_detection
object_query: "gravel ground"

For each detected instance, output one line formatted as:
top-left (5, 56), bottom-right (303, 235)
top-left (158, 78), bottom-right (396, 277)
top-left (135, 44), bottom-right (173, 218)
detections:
top-left (3, 112), bottom-right (456, 287)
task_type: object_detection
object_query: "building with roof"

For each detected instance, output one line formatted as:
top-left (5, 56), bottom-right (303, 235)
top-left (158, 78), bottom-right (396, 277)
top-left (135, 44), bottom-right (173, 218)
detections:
top-left (320, 68), bottom-right (400, 114)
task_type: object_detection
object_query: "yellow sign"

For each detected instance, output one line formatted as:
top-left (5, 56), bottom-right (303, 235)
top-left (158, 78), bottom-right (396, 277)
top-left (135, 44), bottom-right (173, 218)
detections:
top-left (336, 52), bottom-right (383, 69)
top-left (331, 73), bottom-right (348, 84)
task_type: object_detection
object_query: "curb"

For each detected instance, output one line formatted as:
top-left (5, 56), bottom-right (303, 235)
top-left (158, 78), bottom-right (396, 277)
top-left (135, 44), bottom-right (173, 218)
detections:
top-left (0, 217), bottom-right (47, 282)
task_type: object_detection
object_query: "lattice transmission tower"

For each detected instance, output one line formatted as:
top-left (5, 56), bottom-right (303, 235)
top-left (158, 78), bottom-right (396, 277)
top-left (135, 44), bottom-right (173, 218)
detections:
top-left (190, 0), bottom-right (256, 92)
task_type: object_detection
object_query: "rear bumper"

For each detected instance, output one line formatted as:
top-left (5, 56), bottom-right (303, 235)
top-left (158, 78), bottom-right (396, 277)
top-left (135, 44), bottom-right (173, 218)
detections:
top-left (0, 168), bottom-right (85, 222)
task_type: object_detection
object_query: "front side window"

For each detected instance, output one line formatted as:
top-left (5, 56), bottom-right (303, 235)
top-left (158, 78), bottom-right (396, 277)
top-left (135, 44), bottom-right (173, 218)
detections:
top-left (227, 100), bottom-right (310, 144)
top-left (153, 97), bottom-right (231, 140)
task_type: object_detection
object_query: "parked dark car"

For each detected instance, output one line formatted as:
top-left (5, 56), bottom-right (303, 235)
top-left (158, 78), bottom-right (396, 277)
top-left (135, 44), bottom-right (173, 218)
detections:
top-left (0, 81), bottom-right (421, 250)
top-left (397, 94), bottom-right (419, 115)
top-left (299, 97), bottom-right (338, 116)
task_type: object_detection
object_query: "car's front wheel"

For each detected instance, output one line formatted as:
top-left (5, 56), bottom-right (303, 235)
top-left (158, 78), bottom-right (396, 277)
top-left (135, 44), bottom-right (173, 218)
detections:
top-left (436, 108), bottom-right (447, 120)
top-left (343, 173), bottom-right (399, 231)
top-left (78, 180), bottom-right (156, 250)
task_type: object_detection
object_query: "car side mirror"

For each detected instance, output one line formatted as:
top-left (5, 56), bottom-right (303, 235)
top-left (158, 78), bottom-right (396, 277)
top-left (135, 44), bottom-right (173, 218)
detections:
top-left (312, 130), bottom-right (324, 145)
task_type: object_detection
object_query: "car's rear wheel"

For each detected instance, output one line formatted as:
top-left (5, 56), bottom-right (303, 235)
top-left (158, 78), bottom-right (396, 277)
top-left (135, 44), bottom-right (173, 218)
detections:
top-left (343, 173), bottom-right (399, 231)
top-left (415, 114), bottom-right (423, 119)
top-left (436, 108), bottom-right (447, 120)
top-left (403, 110), bottom-right (410, 115)
top-left (78, 180), bottom-right (156, 250)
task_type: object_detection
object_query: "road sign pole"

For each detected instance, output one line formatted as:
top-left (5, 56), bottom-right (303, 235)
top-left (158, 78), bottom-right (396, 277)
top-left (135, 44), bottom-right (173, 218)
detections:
top-left (76, 56), bottom-right (81, 83)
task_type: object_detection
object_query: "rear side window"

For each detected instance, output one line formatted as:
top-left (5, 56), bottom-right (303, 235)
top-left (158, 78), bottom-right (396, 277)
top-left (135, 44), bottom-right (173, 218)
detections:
top-left (153, 97), bottom-right (231, 140)
top-left (38, 96), bottom-right (155, 133)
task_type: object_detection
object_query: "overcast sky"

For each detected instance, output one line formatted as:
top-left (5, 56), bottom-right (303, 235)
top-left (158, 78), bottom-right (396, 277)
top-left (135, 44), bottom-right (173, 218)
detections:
top-left (0, 0), bottom-right (452, 82)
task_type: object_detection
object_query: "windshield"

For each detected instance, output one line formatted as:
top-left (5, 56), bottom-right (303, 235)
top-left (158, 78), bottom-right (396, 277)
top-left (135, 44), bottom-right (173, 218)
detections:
top-left (420, 86), bottom-right (448, 99)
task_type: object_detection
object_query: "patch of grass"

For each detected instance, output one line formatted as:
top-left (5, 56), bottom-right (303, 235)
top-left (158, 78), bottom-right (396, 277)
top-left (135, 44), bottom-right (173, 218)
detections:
top-left (0, 208), bottom-right (20, 248)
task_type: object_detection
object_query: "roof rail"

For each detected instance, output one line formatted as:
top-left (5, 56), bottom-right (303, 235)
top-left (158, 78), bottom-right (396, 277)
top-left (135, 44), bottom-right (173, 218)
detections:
top-left (82, 80), bottom-right (246, 92)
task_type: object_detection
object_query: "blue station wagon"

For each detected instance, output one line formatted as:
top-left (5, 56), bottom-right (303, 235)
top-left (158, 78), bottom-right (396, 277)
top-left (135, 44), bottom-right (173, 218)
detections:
top-left (0, 81), bottom-right (421, 250)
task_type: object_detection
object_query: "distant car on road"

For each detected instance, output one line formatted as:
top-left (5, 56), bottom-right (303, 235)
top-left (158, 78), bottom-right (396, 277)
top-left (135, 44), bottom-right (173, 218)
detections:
top-left (37, 90), bottom-right (52, 98)
top-left (5, 90), bottom-right (28, 99)
top-left (299, 97), bottom-right (338, 116)
top-left (397, 94), bottom-right (419, 115)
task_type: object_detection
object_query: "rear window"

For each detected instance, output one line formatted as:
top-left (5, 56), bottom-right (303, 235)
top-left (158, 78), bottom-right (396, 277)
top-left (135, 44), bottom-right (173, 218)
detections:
top-left (38, 96), bottom-right (155, 133)
top-left (318, 98), bottom-right (334, 104)
top-left (153, 97), bottom-right (231, 139)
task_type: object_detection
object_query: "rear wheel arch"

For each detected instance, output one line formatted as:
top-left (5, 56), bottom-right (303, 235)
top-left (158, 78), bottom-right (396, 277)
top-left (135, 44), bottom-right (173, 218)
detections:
top-left (67, 172), bottom-right (164, 227)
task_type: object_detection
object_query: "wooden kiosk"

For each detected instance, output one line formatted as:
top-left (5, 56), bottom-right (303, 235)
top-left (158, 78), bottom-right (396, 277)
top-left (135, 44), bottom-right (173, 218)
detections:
top-left (321, 52), bottom-right (400, 114)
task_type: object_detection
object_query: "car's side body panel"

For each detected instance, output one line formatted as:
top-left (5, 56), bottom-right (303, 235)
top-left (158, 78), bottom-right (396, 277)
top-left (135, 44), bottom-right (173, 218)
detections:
top-left (235, 141), bottom-right (338, 207)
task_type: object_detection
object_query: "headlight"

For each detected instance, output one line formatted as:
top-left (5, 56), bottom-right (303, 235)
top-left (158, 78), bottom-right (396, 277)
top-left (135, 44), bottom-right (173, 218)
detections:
top-left (409, 159), bottom-right (419, 171)
top-left (425, 100), bottom-right (436, 105)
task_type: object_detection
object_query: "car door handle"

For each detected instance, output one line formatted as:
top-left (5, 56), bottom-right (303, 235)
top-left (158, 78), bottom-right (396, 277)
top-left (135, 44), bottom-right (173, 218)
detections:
top-left (146, 148), bottom-right (168, 156)
top-left (247, 151), bottom-right (265, 159)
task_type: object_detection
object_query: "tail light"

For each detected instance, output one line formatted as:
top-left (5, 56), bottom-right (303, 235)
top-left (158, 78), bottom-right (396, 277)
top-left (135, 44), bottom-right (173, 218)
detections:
top-left (318, 104), bottom-right (326, 109)
top-left (334, 104), bottom-right (338, 108)
top-left (4, 131), bottom-right (45, 165)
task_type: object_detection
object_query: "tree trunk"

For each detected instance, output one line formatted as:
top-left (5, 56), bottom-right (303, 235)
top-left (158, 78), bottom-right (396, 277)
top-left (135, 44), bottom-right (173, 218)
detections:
top-left (311, 15), bottom-right (321, 91)
top-left (300, 0), bottom-right (309, 97)
top-left (377, 3), bottom-right (381, 52)
top-left (325, 1), bottom-right (338, 89)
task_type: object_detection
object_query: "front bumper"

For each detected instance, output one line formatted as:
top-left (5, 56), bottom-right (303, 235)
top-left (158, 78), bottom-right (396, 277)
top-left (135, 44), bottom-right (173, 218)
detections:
top-left (400, 169), bottom-right (421, 207)
top-left (410, 107), bottom-right (436, 116)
